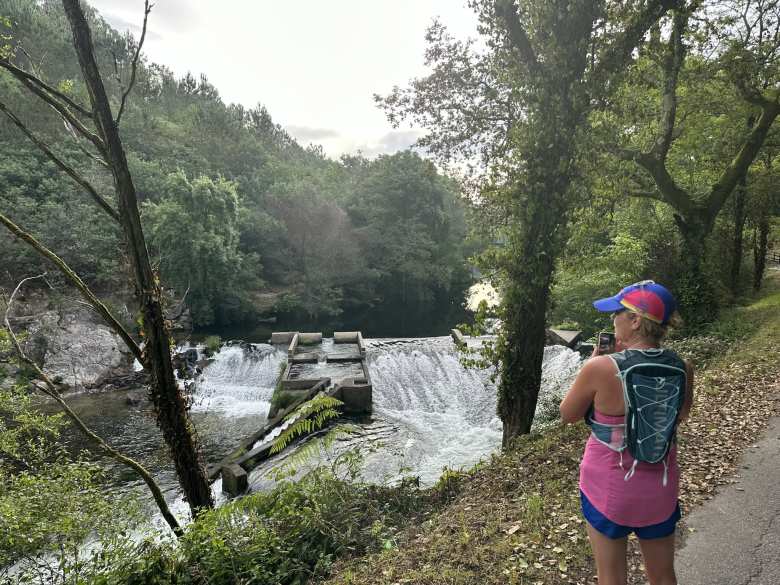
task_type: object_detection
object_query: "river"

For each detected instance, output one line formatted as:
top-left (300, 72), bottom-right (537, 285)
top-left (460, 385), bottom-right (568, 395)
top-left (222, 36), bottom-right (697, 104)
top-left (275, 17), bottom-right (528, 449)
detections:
top-left (53, 335), bottom-right (582, 531)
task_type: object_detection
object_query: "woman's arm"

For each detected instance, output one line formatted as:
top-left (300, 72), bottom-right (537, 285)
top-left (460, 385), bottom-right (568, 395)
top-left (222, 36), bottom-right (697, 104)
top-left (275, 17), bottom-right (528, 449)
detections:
top-left (559, 357), bottom-right (607, 424)
top-left (678, 359), bottom-right (695, 423)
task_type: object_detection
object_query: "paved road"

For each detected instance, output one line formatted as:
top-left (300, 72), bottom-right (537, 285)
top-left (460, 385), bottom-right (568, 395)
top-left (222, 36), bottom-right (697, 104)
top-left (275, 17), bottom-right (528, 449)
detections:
top-left (676, 412), bottom-right (780, 585)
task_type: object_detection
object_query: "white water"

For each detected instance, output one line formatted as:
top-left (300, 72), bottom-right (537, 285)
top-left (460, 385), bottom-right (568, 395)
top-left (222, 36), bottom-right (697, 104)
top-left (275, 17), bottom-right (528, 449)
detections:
top-left (354, 338), bottom-right (581, 484)
top-left (191, 344), bottom-right (285, 416)
top-left (241, 337), bottom-right (582, 488)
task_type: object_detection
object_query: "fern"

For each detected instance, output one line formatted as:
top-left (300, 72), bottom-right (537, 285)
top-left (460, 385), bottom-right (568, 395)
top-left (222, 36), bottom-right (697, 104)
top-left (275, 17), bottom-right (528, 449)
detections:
top-left (270, 394), bottom-right (344, 455)
top-left (272, 424), bottom-right (356, 475)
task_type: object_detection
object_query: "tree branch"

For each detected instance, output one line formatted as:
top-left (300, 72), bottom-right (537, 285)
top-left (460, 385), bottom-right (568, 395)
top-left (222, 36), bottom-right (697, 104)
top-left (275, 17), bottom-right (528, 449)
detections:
top-left (0, 99), bottom-right (119, 223)
top-left (15, 75), bottom-right (106, 152)
top-left (494, 0), bottom-right (541, 76)
top-left (116, 0), bottom-right (151, 125)
top-left (618, 147), bottom-right (693, 214)
top-left (707, 99), bottom-right (780, 219)
top-left (651, 9), bottom-right (688, 160)
top-left (593, 0), bottom-right (685, 83)
top-left (2, 275), bottom-right (182, 537)
top-left (0, 58), bottom-right (92, 118)
top-left (0, 213), bottom-right (142, 363)
top-left (626, 188), bottom-right (666, 202)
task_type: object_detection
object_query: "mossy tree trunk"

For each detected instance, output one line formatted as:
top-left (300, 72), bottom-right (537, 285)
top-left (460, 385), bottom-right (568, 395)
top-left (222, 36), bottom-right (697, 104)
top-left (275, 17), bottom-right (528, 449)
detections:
top-left (493, 0), bottom-right (677, 445)
top-left (61, 0), bottom-right (213, 512)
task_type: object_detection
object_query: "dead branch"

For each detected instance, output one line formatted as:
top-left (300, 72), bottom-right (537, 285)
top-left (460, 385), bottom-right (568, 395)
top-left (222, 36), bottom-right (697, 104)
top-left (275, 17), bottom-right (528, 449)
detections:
top-left (64, 121), bottom-right (110, 168)
top-left (0, 58), bottom-right (92, 118)
top-left (14, 74), bottom-right (105, 152)
top-left (2, 275), bottom-right (182, 537)
top-left (0, 99), bottom-right (119, 222)
top-left (116, 0), bottom-right (152, 125)
top-left (166, 283), bottom-right (190, 322)
top-left (0, 212), bottom-right (142, 363)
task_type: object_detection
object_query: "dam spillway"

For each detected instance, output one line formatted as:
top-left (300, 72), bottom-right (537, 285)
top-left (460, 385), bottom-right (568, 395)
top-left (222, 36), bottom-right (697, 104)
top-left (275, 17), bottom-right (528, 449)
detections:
top-left (192, 335), bottom-right (583, 492)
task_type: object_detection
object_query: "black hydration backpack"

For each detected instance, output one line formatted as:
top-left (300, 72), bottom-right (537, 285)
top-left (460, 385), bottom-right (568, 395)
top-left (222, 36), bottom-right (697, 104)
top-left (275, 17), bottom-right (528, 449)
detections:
top-left (587, 349), bottom-right (687, 484)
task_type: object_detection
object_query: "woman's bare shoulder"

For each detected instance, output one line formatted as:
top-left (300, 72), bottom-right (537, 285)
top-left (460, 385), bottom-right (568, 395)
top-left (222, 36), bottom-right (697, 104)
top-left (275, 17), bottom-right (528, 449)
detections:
top-left (580, 355), bottom-right (616, 375)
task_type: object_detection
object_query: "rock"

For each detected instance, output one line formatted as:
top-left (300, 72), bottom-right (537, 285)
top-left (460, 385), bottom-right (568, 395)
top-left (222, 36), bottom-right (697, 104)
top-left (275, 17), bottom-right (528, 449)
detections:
top-left (125, 390), bottom-right (147, 406)
top-left (22, 308), bottom-right (134, 391)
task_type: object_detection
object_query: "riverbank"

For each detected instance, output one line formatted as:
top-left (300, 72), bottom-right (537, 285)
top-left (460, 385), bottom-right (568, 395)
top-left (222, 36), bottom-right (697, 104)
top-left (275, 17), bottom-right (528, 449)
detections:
top-left (11, 275), bottom-right (778, 584)
top-left (320, 272), bottom-right (780, 585)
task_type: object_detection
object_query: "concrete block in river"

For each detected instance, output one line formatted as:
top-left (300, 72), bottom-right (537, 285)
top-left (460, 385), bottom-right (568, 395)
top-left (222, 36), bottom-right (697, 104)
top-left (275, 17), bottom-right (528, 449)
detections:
top-left (221, 463), bottom-right (248, 496)
top-left (451, 328), bottom-right (466, 347)
top-left (270, 331), bottom-right (297, 344)
top-left (546, 328), bottom-right (582, 349)
top-left (333, 331), bottom-right (359, 343)
top-left (298, 332), bottom-right (322, 345)
top-left (337, 379), bottom-right (372, 413)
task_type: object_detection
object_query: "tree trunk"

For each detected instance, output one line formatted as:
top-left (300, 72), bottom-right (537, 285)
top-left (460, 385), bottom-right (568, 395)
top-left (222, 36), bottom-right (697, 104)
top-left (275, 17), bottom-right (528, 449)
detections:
top-left (730, 174), bottom-right (747, 296)
top-left (497, 106), bottom-right (576, 446)
top-left (753, 218), bottom-right (769, 291)
top-left (62, 0), bottom-right (213, 512)
top-left (499, 256), bottom-right (553, 445)
top-left (675, 214), bottom-right (716, 327)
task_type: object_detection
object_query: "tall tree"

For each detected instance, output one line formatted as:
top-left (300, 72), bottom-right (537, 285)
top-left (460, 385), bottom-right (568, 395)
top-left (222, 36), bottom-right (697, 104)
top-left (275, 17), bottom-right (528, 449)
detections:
top-left (617, 1), bottom-right (780, 321)
top-left (0, 0), bottom-right (213, 515)
top-left (380, 0), bottom-right (678, 444)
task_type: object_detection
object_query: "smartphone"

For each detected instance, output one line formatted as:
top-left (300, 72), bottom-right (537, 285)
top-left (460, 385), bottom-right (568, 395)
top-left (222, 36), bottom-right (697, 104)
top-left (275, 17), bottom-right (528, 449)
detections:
top-left (598, 332), bottom-right (615, 354)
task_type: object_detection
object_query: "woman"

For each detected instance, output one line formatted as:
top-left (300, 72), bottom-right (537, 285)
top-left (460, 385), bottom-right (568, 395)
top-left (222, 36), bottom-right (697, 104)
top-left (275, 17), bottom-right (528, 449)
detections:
top-left (560, 281), bottom-right (694, 585)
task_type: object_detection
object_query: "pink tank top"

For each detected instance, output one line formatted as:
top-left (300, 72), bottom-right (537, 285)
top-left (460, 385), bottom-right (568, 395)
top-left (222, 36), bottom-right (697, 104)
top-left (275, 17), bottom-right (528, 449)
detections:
top-left (579, 410), bottom-right (679, 527)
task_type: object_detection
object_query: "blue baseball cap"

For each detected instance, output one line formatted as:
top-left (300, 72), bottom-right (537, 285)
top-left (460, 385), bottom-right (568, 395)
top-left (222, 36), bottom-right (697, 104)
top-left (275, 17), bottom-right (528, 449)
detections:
top-left (593, 280), bottom-right (677, 324)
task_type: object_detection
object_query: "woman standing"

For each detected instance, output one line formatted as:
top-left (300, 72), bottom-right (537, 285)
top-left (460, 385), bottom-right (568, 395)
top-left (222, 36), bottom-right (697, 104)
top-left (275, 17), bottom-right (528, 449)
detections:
top-left (560, 281), bottom-right (694, 585)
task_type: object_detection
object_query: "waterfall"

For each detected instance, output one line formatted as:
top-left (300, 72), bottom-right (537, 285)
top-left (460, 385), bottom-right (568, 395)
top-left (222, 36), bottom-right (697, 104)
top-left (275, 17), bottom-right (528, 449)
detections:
top-left (329, 337), bottom-right (584, 485)
top-left (191, 344), bottom-right (285, 416)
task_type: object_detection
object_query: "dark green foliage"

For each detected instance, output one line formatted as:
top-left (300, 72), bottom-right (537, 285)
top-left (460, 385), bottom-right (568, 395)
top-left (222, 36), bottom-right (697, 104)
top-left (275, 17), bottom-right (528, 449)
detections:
top-left (58, 465), bottom-right (454, 585)
top-left (1, 1), bottom-right (470, 333)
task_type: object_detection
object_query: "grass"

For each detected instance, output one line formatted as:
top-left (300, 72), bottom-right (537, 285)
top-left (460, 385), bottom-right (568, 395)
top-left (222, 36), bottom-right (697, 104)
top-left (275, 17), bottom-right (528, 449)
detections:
top-left (321, 272), bottom-right (780, 585)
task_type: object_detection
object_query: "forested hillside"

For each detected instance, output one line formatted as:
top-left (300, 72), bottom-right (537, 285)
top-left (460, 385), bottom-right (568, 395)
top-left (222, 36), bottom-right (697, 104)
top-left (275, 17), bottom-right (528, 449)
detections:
top-left (2, 1), bottom-right (780, 583)
top-left (0, 0), bottom-right (470, 335)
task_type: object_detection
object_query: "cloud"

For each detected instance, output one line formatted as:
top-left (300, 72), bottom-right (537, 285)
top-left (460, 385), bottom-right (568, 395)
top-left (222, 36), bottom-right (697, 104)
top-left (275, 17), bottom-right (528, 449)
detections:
top-left (89, 0), bottom-right (200, 35)
top-left (285, 125), bottom-right (341, 142)
top-left (98, 12), bottom-right (162, 42)
top-left (356, 130), bottom-right (425, 158)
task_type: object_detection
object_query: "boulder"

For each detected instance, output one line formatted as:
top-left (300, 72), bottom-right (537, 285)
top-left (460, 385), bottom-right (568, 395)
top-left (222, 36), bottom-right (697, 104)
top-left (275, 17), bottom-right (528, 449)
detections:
top-left (22, 309), bottom-right (134, 391)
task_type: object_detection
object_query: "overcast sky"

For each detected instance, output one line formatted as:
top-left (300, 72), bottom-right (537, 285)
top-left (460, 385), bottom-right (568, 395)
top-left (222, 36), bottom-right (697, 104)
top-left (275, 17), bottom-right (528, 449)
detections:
top-left (88, 1), bottom-right (479, 159)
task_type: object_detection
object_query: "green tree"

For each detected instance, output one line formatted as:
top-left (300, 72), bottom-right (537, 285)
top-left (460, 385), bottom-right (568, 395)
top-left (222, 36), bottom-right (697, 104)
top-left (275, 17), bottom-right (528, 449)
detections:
top-left (346, 151), bottom-right (467, 316)
top-left (611, 2), bottom-right (780, 322)
top-left (0, 0), bottom-right (214, 522)
top-left (380, 0), bottom-right (678, 444)
top-left (143, 171), bottom-right (259, 326)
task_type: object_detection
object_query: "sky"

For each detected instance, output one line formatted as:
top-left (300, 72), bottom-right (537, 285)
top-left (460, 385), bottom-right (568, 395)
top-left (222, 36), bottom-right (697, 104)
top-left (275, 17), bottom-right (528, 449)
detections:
top-left (88, 1), bottom-right (480, 159)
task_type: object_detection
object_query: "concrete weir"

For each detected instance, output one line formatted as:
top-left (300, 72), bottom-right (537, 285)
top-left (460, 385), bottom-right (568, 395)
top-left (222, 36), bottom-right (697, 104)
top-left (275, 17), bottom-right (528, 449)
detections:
top-left (212, 331), bottom-right (372, 496)
top-left (269, 330), bottom-right (371, 418)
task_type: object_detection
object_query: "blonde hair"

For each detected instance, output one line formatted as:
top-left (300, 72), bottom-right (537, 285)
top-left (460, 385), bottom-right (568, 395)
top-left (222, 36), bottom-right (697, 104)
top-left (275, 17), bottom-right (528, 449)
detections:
top-left (636, 311), bottom-right (683, 343)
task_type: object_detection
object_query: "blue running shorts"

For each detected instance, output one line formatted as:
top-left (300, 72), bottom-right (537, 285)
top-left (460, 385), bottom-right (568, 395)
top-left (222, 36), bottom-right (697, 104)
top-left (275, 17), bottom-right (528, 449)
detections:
top-left (580, 490), bottom-right (681, 540)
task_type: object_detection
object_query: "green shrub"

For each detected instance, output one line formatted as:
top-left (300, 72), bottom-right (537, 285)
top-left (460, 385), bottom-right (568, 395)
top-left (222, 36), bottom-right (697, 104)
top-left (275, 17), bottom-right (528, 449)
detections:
top-left (665, 335), bottom-right (732, 369)
top-left (70, 464), bottom-right (440, 585)
top-left (203, 335), bottom-right (221, 356)
top-left (178, 468), bottom-right (407, 585)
